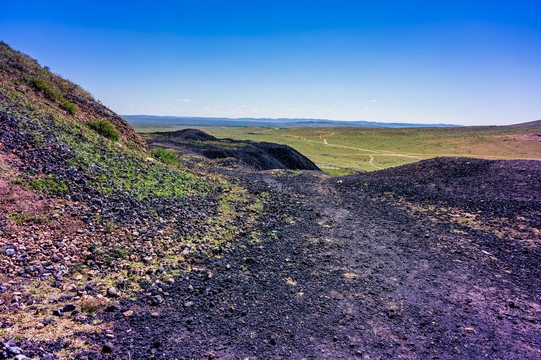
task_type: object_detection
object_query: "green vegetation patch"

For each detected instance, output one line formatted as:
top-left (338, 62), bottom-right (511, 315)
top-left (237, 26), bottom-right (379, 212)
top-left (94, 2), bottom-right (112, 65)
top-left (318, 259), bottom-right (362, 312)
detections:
top-left (29, 77), bottom-right (78, 115)
top-left (28, 175), bottom-right (69, 193)
top-left (61, 100), bottom-right (77, 114)
top-left (30, 77), bottom-right (62, 102)
top-left (8, 211), bottom-right (49, 225)
top-left (86, 119), bottom-right (120, 141)
top-left (150, 146), bottom-right (179, 165)
top-left (323, 168), bottom-right (362, 176)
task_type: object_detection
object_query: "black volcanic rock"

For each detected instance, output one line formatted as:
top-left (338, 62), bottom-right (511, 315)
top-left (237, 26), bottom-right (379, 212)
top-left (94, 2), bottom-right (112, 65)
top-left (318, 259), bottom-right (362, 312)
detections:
top-left (343, 157), bottom-right (541, 217)
top-left (164, 129), bottom-right (218, 142)
top-left (200, 142), bottom-right (320, 171)
top-left (252, 141), bottom-right (321, 170)
top-left (145, 129), bottom-right (321, 171)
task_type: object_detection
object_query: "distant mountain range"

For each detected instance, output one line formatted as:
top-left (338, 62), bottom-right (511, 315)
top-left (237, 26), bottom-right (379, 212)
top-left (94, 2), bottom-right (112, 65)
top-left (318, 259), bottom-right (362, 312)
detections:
top-left (123, 115), bottom-right (463, 130)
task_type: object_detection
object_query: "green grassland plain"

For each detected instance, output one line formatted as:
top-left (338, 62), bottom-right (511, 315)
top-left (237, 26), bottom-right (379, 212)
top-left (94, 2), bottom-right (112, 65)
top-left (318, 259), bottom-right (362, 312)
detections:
top-left (135, 124), bottom-right (541, 173)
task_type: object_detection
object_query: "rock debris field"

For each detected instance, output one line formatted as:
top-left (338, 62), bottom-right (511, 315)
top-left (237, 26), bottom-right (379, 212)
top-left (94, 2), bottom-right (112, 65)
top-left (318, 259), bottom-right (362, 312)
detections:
top-left (1, 41), bottom-right (540, 359)
top-left (1, 118), bottom-right (540, 359)
top-left (101, 159), bottom-right (541, 360)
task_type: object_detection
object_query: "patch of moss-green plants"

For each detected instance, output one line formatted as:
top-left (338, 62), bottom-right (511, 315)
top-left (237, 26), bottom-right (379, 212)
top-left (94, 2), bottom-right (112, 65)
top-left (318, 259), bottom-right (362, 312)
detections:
top-left (30, 77), bottom-right (62, 102)
top-left (105, 222), bottom-right (115, 233)
top-left (61, 99), bottom-right (77, 114)
top-left (322, 168), bottom-right (362, 176)
top-left (150, 147), bottom-right (179, 165)
top-left (27, 176), bottom-right (68, 193)
top-left (8, 211), bottom-right (49, 225)
top-left (86, 119), bottom-right (120, 141)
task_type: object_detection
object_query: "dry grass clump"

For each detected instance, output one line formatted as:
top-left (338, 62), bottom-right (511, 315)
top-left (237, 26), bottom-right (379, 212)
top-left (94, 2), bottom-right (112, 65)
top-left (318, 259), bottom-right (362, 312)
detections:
top-left (80, 294), bottom-right (108, 314)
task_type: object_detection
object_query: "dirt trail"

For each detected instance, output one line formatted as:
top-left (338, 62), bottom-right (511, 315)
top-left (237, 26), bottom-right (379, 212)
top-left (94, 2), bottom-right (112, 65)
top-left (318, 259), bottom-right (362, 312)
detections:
top-left (285, 134), bottom-right (541, 164)
top-left (107, 165), bottom-right (541, 359)
top-left (368, 154), bottom-right (383, 169)
top-left (286, 134), bottom-right (422, 169)
top-left (286, 134), bottom-right (423, 160)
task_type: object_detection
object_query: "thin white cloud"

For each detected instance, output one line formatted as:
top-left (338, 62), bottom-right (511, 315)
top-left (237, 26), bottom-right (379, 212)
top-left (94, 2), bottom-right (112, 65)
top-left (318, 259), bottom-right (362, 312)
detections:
top-left (177, 99), bottom-right (191, 102)
top-left (369, 99), bottom-right (377, 103)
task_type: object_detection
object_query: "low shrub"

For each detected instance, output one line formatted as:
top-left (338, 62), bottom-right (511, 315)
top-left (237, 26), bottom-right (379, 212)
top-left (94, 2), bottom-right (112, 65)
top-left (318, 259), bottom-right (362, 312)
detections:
top-left (31, 77), bottom-right (77, 115)
top-left (30, 77), bottom-right (61, 101)
top-left (151, 147), bottom-right (178, 165)
top-left (86, 119), bottom-right (120, 142)
top-left (61, 100), bottom-right (78, 114)
top-left (80, 295), bottom-right (107, 314)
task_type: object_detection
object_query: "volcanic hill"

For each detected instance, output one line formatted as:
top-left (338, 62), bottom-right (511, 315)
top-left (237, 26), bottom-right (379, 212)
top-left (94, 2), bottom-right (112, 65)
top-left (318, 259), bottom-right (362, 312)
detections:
top-left (142, 129), bottom-right (321, 171)
top-left (1, 42), bottom-right (540, 360)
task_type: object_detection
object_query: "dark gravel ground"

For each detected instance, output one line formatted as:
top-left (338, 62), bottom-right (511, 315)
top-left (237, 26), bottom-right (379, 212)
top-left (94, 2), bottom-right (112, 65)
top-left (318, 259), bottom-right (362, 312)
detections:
top-left (2, 42), bottom-right (540, 359)
top-left (1, 109), bottom-right (540, 359)
top-left (90, 159), bottom-right (540, 360)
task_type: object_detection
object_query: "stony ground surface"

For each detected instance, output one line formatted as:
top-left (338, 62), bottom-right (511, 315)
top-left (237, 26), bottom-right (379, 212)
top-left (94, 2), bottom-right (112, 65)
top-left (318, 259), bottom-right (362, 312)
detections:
top-left (1, 124), bottom-right (540, 359)
top-left (1, 111), bottom-right (540, 359)
top-left (2, 41), bottom-right (540, 360)
top-left (78, 159), bottom-right (539, 359)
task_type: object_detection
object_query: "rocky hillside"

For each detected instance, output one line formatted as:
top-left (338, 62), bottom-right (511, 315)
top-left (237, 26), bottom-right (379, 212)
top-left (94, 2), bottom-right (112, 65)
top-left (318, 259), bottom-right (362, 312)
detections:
top-left (0, 42), bottom-right (147, 149)
top-left (1, 42), bottom-right (540, 360)
top-left (0, 43), bottom-right (278, 359)
top-left (142, 129), bottom-right (322, 171)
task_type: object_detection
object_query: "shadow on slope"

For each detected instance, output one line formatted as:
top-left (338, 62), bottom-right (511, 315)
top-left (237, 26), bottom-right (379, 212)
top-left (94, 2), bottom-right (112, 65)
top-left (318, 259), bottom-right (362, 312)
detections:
top-left (143, 129), bottom-right (321, 171)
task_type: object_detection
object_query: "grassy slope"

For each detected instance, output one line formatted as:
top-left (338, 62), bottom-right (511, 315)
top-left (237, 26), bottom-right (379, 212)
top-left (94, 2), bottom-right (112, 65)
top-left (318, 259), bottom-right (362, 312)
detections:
top-left (205, 125), bottom-right (541, 172)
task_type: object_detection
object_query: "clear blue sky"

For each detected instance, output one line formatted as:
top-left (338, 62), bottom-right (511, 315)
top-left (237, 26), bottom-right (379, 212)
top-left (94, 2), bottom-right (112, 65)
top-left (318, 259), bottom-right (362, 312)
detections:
top-left (2, 1), bottom-right (541, 125)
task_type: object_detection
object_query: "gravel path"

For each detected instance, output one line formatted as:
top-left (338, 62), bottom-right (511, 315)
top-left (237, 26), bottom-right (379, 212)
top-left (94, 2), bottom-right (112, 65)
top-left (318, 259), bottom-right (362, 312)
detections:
top-left (97, 159), bottom-right (541, 360)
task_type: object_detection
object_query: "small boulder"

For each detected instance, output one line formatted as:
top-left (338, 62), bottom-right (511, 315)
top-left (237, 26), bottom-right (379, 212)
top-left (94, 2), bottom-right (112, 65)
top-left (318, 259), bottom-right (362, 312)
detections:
top-left (62, 303), bottom-right (76, 312)
top-left (5, 344), bottom-right (23, 355)
top-left (105, 304), bottom-right (120, 312)
top-left (101, 342), bottom-right (114, 354)
top-left (14, 355), bottom-right (32, 360)
top-left (106, 287), bottom-right (118, 298)
top-left (150, 295), bottom-right (163, 306)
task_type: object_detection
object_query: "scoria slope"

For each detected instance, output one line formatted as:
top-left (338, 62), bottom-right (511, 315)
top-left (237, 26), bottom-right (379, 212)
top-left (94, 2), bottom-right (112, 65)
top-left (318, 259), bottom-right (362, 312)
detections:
top-left (0, 42), bottom-right (147, 149)
top-left (0, 43), bottom-right (540, 360)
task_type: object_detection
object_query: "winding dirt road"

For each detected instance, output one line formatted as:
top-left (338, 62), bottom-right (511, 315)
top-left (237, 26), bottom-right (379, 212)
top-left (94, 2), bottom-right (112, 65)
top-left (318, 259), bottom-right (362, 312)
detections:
top-left (286, 134), bottom-right (422, 170)
top-left (284, 134), bottom-right (540, 171)
top-left (368, 154), bottom-right (382, 169)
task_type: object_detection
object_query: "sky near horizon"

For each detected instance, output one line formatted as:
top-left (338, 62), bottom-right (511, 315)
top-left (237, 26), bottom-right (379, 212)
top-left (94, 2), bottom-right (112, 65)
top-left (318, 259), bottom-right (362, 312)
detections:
top-left (1, 1), bottom-right (541, 125)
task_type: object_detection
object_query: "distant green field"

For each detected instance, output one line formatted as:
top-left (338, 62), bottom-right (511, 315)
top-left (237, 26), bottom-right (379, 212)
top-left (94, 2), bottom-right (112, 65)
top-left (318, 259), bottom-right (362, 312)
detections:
top-left (203, 125), bottom-right (541, 172)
